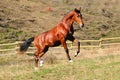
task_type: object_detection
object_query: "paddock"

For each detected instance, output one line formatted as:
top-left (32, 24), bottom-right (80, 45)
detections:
top-left (0, 37), bottom-right (120, 80)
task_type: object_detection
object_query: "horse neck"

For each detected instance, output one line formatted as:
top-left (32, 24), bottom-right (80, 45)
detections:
top-left (61, 12), bottom-right (74, 29)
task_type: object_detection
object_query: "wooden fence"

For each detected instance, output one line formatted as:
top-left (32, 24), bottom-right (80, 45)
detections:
top-left (0, 37), bottom-right (120, 54)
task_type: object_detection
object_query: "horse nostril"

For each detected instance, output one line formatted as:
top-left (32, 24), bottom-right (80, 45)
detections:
top-left (82, 24), bottom-right (84, 28)
top-left (80, 23), bottom-right (84, 28)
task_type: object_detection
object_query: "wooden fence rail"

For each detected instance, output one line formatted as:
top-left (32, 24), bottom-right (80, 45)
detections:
top-left (0, 37), bottom-right (120, 54)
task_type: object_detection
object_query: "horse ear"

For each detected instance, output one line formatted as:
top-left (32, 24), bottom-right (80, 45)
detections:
top-left (78, 7), bottom-right (81, 11)
top-left (74, 8), bottom-right (81, 13)
top-left (74, 8), bottom-right (78, 12)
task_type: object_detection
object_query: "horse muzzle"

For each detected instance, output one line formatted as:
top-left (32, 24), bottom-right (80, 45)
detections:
top-left (79, 23), bottom-right (84, 28)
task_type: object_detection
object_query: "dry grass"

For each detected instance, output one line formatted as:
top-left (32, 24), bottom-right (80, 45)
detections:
top-left (0, 0), bottom-right (120, 79)
top-left (0, 46), bottom-right (120, 80)
top-left (0, 0), bottom-right (120, 43)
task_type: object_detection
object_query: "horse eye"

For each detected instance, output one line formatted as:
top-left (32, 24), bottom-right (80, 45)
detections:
top-left (77, 15), bottom-right (79, 17)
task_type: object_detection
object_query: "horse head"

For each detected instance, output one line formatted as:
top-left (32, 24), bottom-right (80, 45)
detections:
top-left (72, 7), bottom-right (84, 29)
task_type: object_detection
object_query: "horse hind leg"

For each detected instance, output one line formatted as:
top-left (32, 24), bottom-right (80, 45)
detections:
top-left (34, 52), bottom-right (39, 70)
top-left (39, 46), bottom-right (49, 66)
top-left (34, 46), bottom-right (49, 69)
top-left (34, 49), bottom-right (45, 70)
top-left (39, 58), bottom-right (44, 67)
top-left (34, 50), bottom-right (40, 70)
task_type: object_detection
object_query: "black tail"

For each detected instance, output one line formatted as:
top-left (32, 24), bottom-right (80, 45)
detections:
top-left (19, 37), bottom-right (34, 53)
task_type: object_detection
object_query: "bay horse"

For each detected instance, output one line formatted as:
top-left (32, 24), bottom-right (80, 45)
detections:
top-left (19, 8), bottom-right (84, 70)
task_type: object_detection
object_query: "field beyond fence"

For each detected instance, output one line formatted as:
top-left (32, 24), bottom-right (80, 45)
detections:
top-left (0, 37), bottom-right (120, 80)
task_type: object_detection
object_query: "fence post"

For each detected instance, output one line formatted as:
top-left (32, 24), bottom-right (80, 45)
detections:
top-left (99, 38), bottom-right (102, 48)
top-left (15, 41), bottom-right (18, 54)
top-left (98, 38), bottom-right (104, 54)
top-left (15, 41), bottom-right (21, 54)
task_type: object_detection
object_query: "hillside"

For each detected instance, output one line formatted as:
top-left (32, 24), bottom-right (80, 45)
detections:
top-left (0, 0), bottom-right (120, 43)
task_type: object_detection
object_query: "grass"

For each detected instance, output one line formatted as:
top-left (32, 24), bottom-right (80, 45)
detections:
top-left (0, 0), bottom-right (120, 79)
top-left (0, 53), bottom-right (120, 80)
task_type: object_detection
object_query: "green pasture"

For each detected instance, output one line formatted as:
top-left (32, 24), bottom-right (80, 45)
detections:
top-left (0, 54), bottom-right (120, 80)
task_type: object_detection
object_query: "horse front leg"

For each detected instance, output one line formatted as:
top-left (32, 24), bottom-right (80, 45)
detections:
top-left (63, 42), bottom-right (73, 62)
top-left (74, 39), bottom-right (80, 57)
top-left (60, 37), bottom-right (72, 62)
top-left (67, 35), bottom-right (80, 57)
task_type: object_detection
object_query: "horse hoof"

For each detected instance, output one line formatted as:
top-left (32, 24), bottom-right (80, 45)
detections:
top-left (69, 60), bottom-right (73, 63)
top-left (75, 52), bottom-right (80, 57)
top-left (40, 64), bottom-right (43, 67)
top-left (40, 60), bottom-right (44, 67)
top-left (75, 52), bottom-right (78, 57)
top-left (34, 67), bottom-right (38, 71)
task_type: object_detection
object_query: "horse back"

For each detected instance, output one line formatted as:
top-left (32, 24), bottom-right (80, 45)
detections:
top-left (34, 23), bottom-right (69, 47)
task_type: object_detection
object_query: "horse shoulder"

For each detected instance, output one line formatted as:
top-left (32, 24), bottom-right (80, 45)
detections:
top-left (57, 23), bottom-right (69, 37)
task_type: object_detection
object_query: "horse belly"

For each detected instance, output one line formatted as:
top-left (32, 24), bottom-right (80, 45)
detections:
top-left (45, 34), bottom-right (61, 47)
top-left (52, 41), bottom-right (61, 47)
top-left (46, 39), bottom-right (61, 47)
